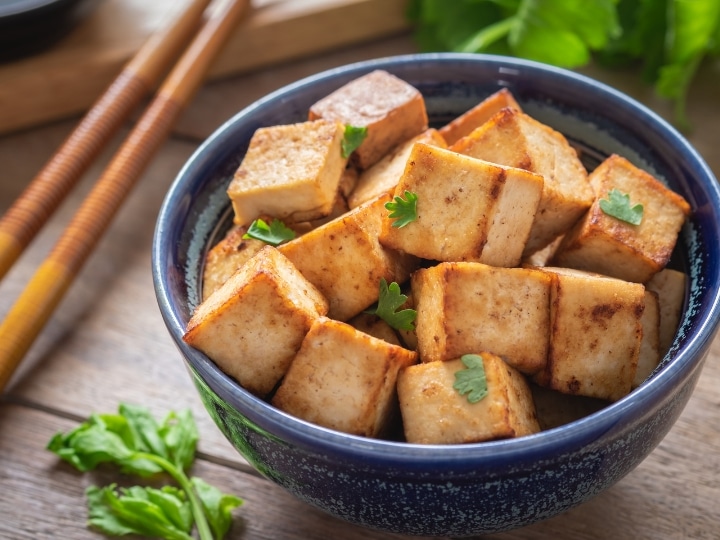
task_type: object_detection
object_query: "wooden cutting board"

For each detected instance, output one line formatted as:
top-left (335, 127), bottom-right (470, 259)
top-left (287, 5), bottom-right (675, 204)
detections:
top-left (0, 0), bottom-right (411, 135)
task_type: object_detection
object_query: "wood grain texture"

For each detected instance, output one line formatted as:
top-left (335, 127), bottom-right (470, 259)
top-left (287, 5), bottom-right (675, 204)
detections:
top-left (1, 33), bottom-right (719, 540)
top-left (0, 0), bottom-right (411, 135)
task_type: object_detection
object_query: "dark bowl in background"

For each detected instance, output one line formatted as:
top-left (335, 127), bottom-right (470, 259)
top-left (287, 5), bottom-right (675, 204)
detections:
top-left (0, 0), bottom-right (100, 61)
top-left (152, 53), bottom-right (720, 536)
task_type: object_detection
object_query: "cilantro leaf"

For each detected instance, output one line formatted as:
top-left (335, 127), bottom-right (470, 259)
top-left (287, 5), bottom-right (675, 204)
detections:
top-left (192, 477), bottom-right (244, 540)
top-left (599, 188), bottom-right (644, 225)
top-left (365, 278), bottom-right (417, 331)
top-left (407, 0), bottom-right (720, 127)
top-left (385, 190), bottom-right (418, 228)
top-left (242, 218), bottom-right (295, 246)
top-left (453, 354), bottom-right (489, 404)
top-left (341, 125), bottom-right (368, 158)
top-left (48, 404), bottom-right (242, 540)
top-left (86, 484), bottom-right (194, 540)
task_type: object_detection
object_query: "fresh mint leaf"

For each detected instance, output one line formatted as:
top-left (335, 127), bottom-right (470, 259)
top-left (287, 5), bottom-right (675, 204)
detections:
top-left (599, 188), bottom-right (644, 225)
top-left (453, 354), bottom-right (489, 404)
top-left (87, 484), bottom-right (194, 540)
top-left (242, 218), bottom-right (295, 246)
top-left (341, 125), bottom-right (368, 158)
top-left (385, 190), bottom-right (418, 228)
top-left (192, 477), bottom-right (244, 540)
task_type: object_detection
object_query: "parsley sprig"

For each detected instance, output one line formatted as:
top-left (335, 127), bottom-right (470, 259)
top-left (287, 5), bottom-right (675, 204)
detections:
top-left (453, 354), bottom-right (489, 404)
top-left (365, 278), bottom-right (417, 331)
top-left (243, 218), bottom-right (295, 246)
top-left (341, 125), bottom-right (368, 158)
top-left (599, 188), bottom-right (644, 225)
top-left (47, 403), bottom-right (242, 540)
top-left (385, 190), bottom-right (418, 228)
top-left (408, 0), bottom-right (720, 128)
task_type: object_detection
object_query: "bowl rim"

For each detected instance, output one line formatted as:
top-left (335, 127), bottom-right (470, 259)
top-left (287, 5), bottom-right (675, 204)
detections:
top-left (153, 52), bottom-right (720, 467)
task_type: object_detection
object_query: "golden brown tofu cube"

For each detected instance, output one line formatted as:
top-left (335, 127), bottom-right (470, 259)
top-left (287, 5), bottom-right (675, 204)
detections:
top-left (272, 317), bottom-right (418, 438)
top-left (379, 142), bottom-right (543, 266)
top-left (348, 128), bottom-right (447, 209)
top-left (646, 268), bottom-right (687, 355)
top-left (184, 246), bottom-right (328, 397)
top-left (202, 224), bottom-right (265, 300)
top-left (397, 352), bottom-right (540, 444)
top-left (552, 154), bottom-right (691, 283)
top-left (227, 119), bottom-right (347, 225)
top-left (308, 70), bottom-right (428, 169)
top-left (279, 193), bottom-right (418, 321)
top-left (412, 262), bottom-right (552, 375)
top-left (451, 108), bottom-right (593, 254)
top-left (534, 267), bottom-right (645, 401)
top-left (439, 88), bottom-right (522, 146)
top-left (635, 290), bottom-right (661, 387)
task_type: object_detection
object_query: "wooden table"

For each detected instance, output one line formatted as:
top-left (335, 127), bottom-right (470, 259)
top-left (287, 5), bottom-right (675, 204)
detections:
top-left (1, 27), bottom-right (720, 540)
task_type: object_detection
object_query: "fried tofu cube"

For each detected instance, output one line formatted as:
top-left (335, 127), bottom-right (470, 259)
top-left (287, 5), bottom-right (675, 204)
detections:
top-left (450, 108), bottom-right (593, 254)
top-left (348, 128), bottom-right (447, 209)
top-left (279, 193), bottom-right (418, 321)
top-left (272, 317), bottom-right (418, 438)
top-left (397, 352), bottom-right (540, 444)
top-left (646, 268), bottom-right (687, 354)
top-left (227, 119), bottom-right (347, 225)
top-left (438, 88), bottom-right (522, 146)
top-left (202, 224), bottom-right (265, 300)
top-left (379, 142), bottom-right (543, 266)
top-left (183, 246), bottom-right (328, 397)
top-left (412, 262), bottom-right (552, 375)
top-left (552, 154), bottom-right (691, 283)
top-left (534, 267), bottom-right (645, 401)
top-left (308, 70), bottom-right (428, 169)
top-left (635, 290), bottom-right (661, 387)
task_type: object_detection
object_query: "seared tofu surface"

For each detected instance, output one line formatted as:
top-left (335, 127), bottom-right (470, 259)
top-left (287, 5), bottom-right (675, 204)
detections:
top-left (397, 352), bottom-right (540, 444)
top-left (412, 262), bottom-right (552, 375)
top-left (184, 246), bottom-right (328, 397)
top-left (272, 317), bottom-right (418, 438)
top-left (451, 107), bottom-right (593, 255)
top-left (227, 119), bottom-right (347, 225)
top-left (553, 154), bottom-right (691, 283)
top-left (308, 69), bottom-right (428, 169)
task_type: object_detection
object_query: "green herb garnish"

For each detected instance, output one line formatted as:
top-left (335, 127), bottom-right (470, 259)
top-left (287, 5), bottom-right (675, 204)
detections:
top-left (365, 278), bottom-right (417, 331)
top-left (47, 403), bottom-right (242, 540)
top-left (453, 354), bottom-right (489, 404)
top-left (407, 0), bottom-right (720, 128)
top-left (341, 125), bottom-right (368, 158)
top-left (385, 190), bottom-right (418, 228)
top-left (599, 188), bottom-right (644, 225)
top-left (243, 218), bottom-right (295, 246)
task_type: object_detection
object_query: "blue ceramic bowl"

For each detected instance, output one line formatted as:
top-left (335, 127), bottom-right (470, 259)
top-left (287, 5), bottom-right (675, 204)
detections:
top-left (152, 54), bottom-right (720, 536)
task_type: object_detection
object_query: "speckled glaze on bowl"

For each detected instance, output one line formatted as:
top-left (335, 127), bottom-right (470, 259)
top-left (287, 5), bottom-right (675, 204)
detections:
top-left (152, 54), bottom-right (720, 537)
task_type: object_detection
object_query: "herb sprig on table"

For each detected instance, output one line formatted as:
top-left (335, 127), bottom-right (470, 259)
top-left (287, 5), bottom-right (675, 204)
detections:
top-left (47, 403), bottom-right (242, 540)
top-left (408, 0), bottom-right (720, 128)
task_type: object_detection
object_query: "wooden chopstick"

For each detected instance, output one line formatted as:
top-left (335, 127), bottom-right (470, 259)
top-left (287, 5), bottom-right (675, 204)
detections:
top-left (0, 0), bottom-right (213, 282)
top-left (0, 0), bottom-right (251, 393)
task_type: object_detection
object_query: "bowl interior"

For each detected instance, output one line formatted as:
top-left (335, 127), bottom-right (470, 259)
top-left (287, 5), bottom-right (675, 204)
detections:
top-left (153, 53), bottom-right (720, 461)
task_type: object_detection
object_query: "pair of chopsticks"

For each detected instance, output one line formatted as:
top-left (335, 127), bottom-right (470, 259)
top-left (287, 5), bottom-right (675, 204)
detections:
top-left (0, 0), bottom-right (251, 392)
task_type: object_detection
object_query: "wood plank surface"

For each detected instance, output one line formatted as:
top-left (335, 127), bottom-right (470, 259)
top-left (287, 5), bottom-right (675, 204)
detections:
top-left (0, 0), bottom-right (411, 135)
top-left (1, 31), bottom-right (719, 540)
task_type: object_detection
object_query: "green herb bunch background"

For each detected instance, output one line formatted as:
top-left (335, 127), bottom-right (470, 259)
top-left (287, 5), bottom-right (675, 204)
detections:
top-left (407, 0), bottom-right (720, 128)
top-left (47, 403), bottom-right (242, 540)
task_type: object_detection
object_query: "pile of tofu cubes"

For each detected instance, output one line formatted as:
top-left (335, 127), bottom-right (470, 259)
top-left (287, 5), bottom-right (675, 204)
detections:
top-left (184, 70), bottom-right (690, 445)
